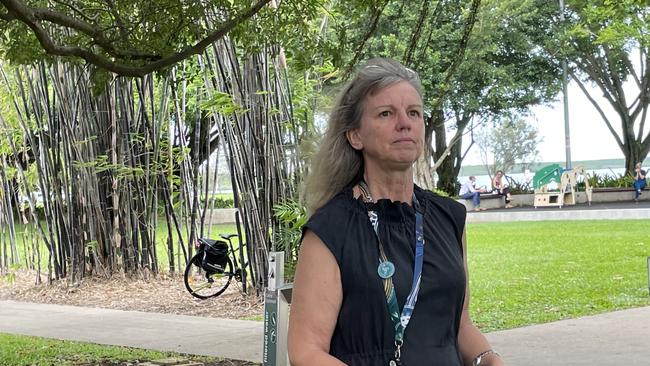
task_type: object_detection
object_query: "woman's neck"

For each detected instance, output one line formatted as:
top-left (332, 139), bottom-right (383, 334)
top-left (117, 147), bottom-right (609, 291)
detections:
top-left (363, 170), bottom-right (414, 204)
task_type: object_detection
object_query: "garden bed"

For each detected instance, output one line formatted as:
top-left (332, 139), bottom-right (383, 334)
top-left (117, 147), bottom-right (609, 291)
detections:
top-left (505, 187), bottom-right (646, 207)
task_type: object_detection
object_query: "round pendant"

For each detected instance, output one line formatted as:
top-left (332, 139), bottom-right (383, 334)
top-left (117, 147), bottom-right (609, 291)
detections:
top-left (377, 261), bottom-right (395, 279)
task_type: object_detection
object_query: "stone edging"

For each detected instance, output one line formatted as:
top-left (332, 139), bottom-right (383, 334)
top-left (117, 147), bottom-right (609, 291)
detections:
top-left (458, 188), bottom-right (646, 209)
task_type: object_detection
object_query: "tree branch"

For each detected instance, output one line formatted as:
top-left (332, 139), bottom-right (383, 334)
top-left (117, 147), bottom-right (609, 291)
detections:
top-left (621, 52), bottom-right (641, 88)
top-left (631, 52), bottom-right (650, 126)
top-left (1, 0), bottom-right (158, 60)
top-left (570, 69), bottom-right (624, 149)
top-left (430, 0), bottom-right (482, 111)
top-left (0, 0), bottom-right (272, 77)
top-left (0, 6), bottom-right (15, 20)
top-left (403, 0), bottom-right (430, 65)
top-left (103, 0), bottom-right (129, 43)
top-left (341, 0), bottom-right (390, 79)
top-left (51, 0), bottom-right (97, 23)
top-left (571, 56), bottom-right (621, 114)
top-left (602, 45), bottom-right (629, 114)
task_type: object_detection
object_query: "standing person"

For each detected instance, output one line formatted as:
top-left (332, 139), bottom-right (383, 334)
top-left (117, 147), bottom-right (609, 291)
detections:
top-left (459, 176), bottom-right (487, 212)
top-left (492, 170), bottom-right (513, 208)
top-left (634, 162), bottom-right (646, 202)
top-left (288, 58), bottom-right (505, 366)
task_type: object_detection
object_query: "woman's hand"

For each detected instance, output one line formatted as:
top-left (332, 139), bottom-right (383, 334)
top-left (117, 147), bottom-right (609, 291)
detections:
top-left (480, 352), bottom-right (506, 366)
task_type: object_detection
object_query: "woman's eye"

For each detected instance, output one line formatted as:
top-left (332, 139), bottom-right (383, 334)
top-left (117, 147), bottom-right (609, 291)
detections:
top-left (409, 110), bottom-right (421, 117)
top-left (379, 110), bottom-right (391, 117)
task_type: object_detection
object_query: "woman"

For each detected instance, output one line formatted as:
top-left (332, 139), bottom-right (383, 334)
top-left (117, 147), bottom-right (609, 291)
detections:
top-left (287, 58), bottom-right (505, 366)
top-left (492, 170), bottom-right (513, 208)
top-left (633, 162), bottom-right (646, 201)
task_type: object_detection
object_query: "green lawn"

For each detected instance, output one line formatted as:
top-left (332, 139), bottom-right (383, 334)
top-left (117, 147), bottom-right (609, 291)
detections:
top-left (0, 333), bottom-right (257, 366)
top-left (467, 219), bottom-right (650, 332)
top-left (8, 221), bottom-right (242, 272)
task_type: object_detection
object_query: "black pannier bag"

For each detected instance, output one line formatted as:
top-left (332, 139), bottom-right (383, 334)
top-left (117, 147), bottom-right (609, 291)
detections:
top-left (201, 240), bottom-right (229, 273)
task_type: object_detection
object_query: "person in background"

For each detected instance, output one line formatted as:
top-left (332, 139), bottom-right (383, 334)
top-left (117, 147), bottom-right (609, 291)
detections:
top-left (287, 58), bottom-right (504, 366)
top-left (459, 176), bottom-right (487, 212)
top-left (633, 162), bottom-right (646, 202)
top-left (492, 170), bottom-right (513, 208)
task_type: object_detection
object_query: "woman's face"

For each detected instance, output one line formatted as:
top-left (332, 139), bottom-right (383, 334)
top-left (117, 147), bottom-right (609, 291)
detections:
top-left (346, 81), bottom-right (424, 171)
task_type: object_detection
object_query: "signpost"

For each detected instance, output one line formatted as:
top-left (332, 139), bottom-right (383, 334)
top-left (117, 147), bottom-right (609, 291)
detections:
top-left (647, 256), bottom-right (650, 297)
top-left (263, 252), bottom-right (291, 366)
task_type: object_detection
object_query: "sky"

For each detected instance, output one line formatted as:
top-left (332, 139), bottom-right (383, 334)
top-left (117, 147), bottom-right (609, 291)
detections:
top-left (462, 80), bottom-right (627, 166)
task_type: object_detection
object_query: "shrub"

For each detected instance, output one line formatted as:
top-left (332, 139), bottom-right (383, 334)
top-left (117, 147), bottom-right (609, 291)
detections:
top-left (505, 176), bottom-right (533, 194)
top-left (431, 188), bottom-right (450, 197)
top-left (584, 172), bottom-right (634, 189)
top-left (202, 196), bottom-right (235, 208)
top-left (272, 199), bottom-right (308, 281)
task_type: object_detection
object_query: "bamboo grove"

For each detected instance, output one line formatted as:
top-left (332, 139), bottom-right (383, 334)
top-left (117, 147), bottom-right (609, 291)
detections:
top-left (0, 37), bottom-right (300, 293)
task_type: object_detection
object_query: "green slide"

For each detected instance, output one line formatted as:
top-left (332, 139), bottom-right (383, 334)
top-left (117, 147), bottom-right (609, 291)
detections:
top-left (533, 164), bottom-right (563, 190)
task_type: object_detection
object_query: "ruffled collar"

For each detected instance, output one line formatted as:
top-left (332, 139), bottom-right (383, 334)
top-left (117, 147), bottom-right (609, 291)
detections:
top-left (349, 184), bottom-right (424, 223)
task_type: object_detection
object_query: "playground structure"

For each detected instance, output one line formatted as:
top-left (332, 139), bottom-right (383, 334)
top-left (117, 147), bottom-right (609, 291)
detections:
top-left (533, 164), bottom-right (593, 208)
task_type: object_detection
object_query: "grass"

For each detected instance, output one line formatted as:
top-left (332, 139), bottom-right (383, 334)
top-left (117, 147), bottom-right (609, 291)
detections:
top-left (0, 333), bottom-right (258, 366)
top-left (8, 221), bottom-right (243, 272)
top-left (467, 219), bottom-right (650, 332)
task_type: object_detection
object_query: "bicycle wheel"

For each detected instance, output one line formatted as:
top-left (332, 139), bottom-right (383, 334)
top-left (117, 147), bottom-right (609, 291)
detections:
top-left (184, 252), bottom-right (234, 299)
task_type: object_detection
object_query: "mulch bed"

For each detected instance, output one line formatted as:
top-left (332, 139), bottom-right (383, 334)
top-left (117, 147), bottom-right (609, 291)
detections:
top-left (0, 269), bottom-right (263, 320)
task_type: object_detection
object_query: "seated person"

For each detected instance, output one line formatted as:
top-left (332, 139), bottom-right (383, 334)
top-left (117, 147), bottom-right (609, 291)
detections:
top-left (459, 176), bottom-right (487, 211)
top-left (634, 162), bottom-right (646, 201)
top-left (492, 170), bottom-right (513, 208)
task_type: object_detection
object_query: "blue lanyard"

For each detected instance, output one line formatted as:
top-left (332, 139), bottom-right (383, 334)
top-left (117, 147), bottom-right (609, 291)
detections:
top-left (358, 182), bottom-right (425, 364)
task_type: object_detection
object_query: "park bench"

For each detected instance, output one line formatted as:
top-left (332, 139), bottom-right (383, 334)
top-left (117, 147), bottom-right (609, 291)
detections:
top-left (457, 192), bottom-right (506, 211)
top-left (589, 186), bottom-right (649, 202)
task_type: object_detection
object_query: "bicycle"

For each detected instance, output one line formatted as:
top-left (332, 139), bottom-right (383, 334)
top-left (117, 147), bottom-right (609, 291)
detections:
top-left (183, 233), bottom-right (246, 299)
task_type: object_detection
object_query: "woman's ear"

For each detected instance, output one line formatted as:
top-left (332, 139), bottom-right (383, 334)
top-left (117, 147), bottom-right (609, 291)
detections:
top-left (346, 129), bottom-right (363, 150)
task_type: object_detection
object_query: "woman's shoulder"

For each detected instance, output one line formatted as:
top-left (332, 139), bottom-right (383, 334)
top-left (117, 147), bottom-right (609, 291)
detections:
top-left (306, 186), bottom-right (364, 230)
top-left (311, 186), bottom-right (358, 216)
top-left (416, 187), bottom-right (466, 235)
top-left (304, 186), bottom-right (365, 263)
top-left (417, 187), bottom-right (465, 213)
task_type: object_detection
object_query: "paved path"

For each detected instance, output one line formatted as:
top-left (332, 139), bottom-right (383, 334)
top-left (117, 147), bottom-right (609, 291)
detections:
top-left (486, 306), bottom-right (650, 366)
top-left (2, 300), bottom-right (650, 365)
top-left (0, 300), bottom-right (262, 362)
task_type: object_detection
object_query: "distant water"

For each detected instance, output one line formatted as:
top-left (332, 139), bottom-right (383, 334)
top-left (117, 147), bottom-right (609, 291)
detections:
top-left (458, 167), bottom-right (627, 192)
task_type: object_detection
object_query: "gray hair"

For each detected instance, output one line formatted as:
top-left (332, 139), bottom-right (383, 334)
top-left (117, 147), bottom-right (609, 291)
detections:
top-left (303, 58), bottom-right (423, 213)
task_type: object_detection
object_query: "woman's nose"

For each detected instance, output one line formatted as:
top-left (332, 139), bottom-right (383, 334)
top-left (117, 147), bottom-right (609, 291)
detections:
top-left (395, 109), bottom-right (411, 130)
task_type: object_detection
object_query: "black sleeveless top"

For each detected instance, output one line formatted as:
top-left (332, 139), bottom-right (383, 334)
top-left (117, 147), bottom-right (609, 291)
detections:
top-left (303, 185), bottom-right (467, 365)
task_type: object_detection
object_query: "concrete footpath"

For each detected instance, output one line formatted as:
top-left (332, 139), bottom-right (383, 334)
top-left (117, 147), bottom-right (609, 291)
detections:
top-left (1, 300), bottom-right (650, 365)
top-left (0, 300), bottom-right (262, 362)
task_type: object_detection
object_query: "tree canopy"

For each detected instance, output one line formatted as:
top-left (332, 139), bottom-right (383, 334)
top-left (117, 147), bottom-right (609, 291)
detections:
top-left (327, 0), bottom-right (561, 194)
top-left (552, 0), bottom-right (650, 174)
top-left (476, 116), bottom-right (541, 177)
top-left (0, 0), bottom-right (320, 76)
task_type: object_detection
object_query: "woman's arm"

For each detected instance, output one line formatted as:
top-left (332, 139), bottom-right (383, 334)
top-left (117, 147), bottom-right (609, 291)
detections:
top-left (458, 228), bottom-right (505, 366)
top-left (288, 230), bottom-right (346, 366)
top-left (491, 177), bottom-right (500, 189)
